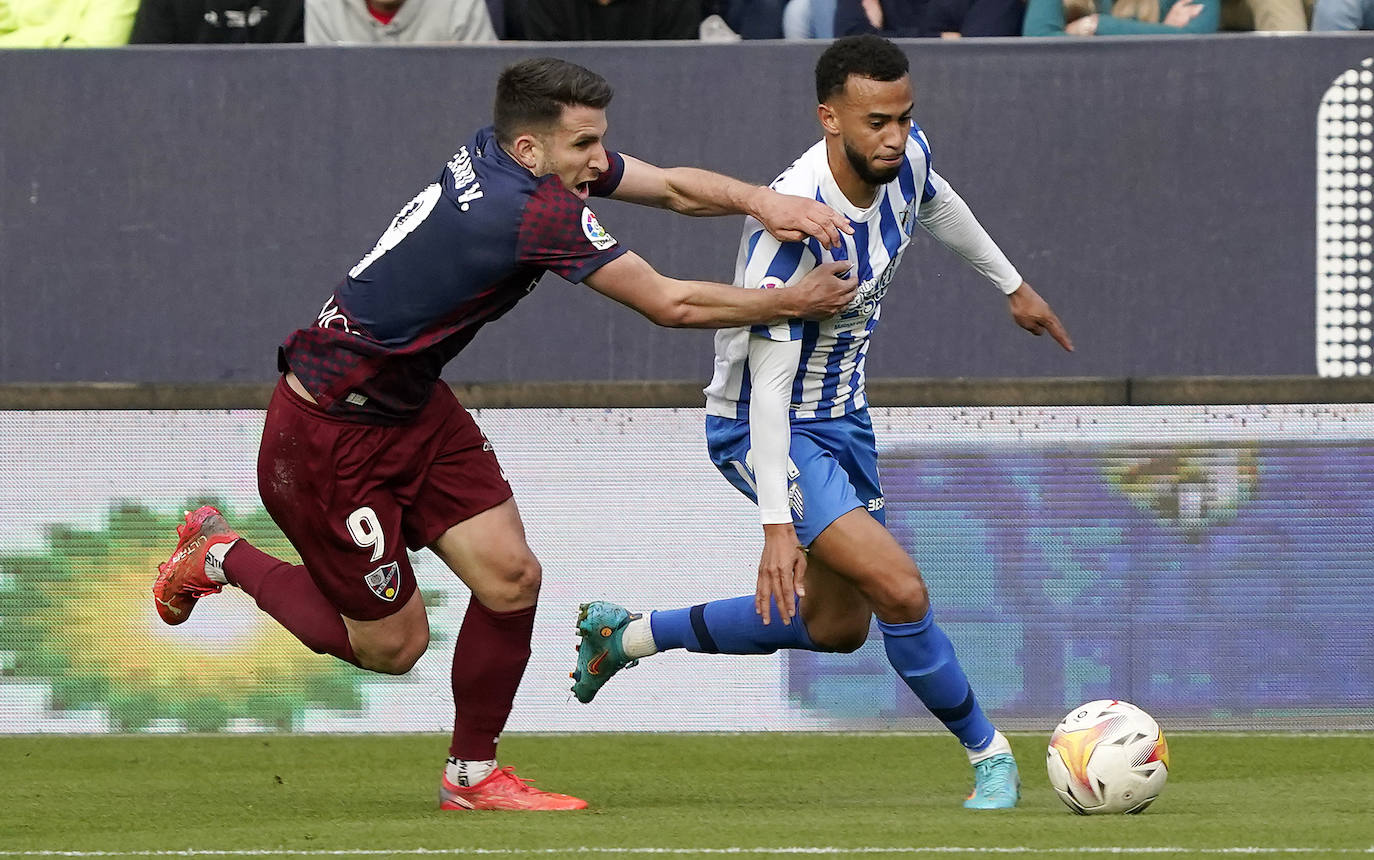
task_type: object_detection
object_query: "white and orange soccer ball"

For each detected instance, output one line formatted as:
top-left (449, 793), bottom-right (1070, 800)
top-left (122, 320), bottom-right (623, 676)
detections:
top-left (1046, 699), bottom-right (1171, 814)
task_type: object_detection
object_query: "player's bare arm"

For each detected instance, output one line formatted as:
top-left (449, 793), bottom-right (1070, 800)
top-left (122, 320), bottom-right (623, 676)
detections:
top-left (1008, 282), bottom-right (1074, 352)
top-left (583, 252), bottom-right (855, 327)
top-left (610, 154), bottom-right (853, 249)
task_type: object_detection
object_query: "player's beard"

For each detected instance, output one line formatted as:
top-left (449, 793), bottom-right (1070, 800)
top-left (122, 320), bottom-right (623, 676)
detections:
top-left (844, 140), bottom-right (902, 187)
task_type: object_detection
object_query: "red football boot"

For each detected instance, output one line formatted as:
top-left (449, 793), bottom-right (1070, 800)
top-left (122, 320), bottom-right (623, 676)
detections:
top-left (152, 506), bottom-right (239, 625)
top-left (439, 767), bottom-right (588, 811)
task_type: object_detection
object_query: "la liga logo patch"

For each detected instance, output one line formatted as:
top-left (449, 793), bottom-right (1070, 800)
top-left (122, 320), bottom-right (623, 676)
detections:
top-left (364, 561), bottom-right (401, 602)
top-left (581, 207), bottom-right (616, 250)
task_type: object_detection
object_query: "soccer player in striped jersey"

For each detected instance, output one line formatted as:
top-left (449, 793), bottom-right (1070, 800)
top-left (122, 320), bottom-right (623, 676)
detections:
top-left (571, 35), bottom-right (1072, 809)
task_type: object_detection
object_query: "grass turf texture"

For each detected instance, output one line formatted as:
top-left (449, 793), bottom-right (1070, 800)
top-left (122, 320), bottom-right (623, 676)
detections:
top-left (0, 733), bottom-right (1370, 857)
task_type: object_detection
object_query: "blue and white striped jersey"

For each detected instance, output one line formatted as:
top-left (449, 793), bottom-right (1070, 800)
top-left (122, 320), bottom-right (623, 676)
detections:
top-left (704, 125), bottom-right (940, 421)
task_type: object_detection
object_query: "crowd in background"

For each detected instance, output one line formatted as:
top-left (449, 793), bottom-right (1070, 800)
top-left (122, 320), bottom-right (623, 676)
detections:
top-left (0, 0), bottom-right (1365, 50)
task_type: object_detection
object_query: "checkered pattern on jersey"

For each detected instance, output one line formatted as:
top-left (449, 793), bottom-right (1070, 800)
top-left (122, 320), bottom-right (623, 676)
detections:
top-left (516, 176), bottom-right (626, 282)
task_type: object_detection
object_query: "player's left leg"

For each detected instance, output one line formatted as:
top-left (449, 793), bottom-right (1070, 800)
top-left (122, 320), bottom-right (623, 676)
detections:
top-left (569, 418), bottom-right (871, 704)
top-left (808, 512), bottom-right (1019, 807)
top-left (427, 500), bottom-right (584, 811)
top-left (412, 394), bottom-right (585, 811)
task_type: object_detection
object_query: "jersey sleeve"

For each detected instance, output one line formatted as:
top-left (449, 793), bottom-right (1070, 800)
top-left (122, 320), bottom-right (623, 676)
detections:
top-left (588, 150), bottom-right (625, 198)
top-left (516, 179), bottom-right (628, 283)
top-left (909, 125), bottom-right (940, 204)
top-left (747, 334), bottom-right (803, 524)
top-left (740, 225), bottom-right (820, 342)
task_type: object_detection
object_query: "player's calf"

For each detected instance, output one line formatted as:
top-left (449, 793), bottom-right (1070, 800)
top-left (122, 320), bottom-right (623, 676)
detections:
top-left (802, 605), bottom-right (872, 653)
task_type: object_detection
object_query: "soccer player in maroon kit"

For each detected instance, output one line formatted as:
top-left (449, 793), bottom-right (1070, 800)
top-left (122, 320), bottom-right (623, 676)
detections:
top-left (151, 57), bottom-right (856, 811)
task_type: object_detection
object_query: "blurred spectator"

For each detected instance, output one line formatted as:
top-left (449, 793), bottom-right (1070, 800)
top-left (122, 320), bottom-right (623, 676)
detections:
top-left (1024, 0), bottom-right (1218, 32)
top-left (130, 0), bottom-right (304, 42)
top-left (492, 0), bottom-right (523, 35)
top-left (835, 0), bottom-right (1022, 36)
top-left (1312, 0), bottom-right (1367, 27)
top-left (783, 0), bottom-right (836, 37)
top-left (305, 0), bottom-right (496, 42)
top-left (707, 0), bottom-right (785, 35)
top-left (0, 0), bottom-right (138, 45)
top-left (1218, 0), bottom-right (1309, 29)
top-left (521, 0), bottom-right (700, 38)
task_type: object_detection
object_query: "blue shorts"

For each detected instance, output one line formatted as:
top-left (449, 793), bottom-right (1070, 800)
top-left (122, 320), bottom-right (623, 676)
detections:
top-left (706, 409), bottom-right (886, 546)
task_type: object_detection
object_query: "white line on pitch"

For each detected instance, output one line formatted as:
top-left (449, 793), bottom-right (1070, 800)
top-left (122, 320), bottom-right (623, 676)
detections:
top-left (1, 848), bottom-right (1372, 856)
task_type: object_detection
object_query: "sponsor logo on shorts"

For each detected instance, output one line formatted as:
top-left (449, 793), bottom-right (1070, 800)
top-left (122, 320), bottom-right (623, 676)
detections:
top-left (867, 496), bottom-right (885, 512)
top-left (364, 561), bottom-right (401, 602)
top-left (581, 207), bottom-right (616, 250)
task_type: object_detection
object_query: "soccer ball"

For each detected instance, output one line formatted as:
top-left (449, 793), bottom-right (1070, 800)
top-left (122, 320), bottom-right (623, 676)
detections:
top-left (1046, 699), bottom-right (1170, 814)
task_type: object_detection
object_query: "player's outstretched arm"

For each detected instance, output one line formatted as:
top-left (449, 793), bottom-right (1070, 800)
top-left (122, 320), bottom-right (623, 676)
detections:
top-left (1008, 282), bottom-right (1074, 352)
top-left (609, 154), bottom-right (852, 250)
top-left (582, 252), bottom-right (855, 328)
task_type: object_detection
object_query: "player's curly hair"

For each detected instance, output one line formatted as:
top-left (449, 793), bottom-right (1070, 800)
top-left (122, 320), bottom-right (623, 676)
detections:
top-left (815, 35), bottom-right (909, 104)
top-left (494, 58), bottom-right (614, 145)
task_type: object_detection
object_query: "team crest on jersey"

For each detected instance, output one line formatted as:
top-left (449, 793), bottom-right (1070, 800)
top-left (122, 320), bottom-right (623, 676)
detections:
top-left (899, 199), bottom-right (919, 236)
top-left (581, 207), bottom-right (616, 250)
top-left (364, 562), bottom-right (401, 602)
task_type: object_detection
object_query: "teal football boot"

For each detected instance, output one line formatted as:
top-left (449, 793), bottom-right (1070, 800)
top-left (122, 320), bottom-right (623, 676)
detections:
top-left (570, 601), bottom-right (640, 704)
top-left (964, 753), bottom-right (1021, 809)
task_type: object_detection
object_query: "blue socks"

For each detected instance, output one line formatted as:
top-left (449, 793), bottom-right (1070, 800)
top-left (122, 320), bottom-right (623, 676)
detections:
top-left (649, 595), bottom-right (817, 654)
top-left (649, 593), bottom-right (995, 753)
top-left (878, 610), bottom-right (996, 751)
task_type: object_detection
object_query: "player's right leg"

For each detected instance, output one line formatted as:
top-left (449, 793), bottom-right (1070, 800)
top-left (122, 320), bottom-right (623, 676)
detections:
top-left (152, 376), bottom-right (430, 673)
top-left (807, 508), bottom-right (1019, 808)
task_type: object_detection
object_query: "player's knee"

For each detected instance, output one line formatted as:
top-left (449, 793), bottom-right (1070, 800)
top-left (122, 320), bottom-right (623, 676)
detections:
top-left (483, 553), bottom-right (542, 611)
top-left (867, 571), bottom-right (929, 623)
top-left (355, 625), bottom-right (430, 675)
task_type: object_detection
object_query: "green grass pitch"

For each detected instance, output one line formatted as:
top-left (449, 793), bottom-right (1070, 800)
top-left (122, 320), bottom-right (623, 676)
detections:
top-left (1, 732), bottom-right (1370, 858)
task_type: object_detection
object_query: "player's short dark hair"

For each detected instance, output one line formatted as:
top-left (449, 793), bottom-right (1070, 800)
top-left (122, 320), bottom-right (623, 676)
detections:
top-left (493, 58), bottom-right (614, 145)
top-left (815, 35), bottom-right (910, 104)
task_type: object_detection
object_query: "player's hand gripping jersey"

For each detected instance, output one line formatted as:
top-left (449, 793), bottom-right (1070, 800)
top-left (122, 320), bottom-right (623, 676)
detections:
top-left (282, 126), bottom-right (627, 423)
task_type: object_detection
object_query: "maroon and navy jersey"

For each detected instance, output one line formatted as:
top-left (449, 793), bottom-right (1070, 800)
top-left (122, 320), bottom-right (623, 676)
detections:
top-left (281, 125), bottom-right (627, 423)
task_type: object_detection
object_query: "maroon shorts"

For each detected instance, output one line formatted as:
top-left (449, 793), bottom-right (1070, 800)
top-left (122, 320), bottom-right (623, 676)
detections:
top-left (257, 377), bottom-right (513, 621)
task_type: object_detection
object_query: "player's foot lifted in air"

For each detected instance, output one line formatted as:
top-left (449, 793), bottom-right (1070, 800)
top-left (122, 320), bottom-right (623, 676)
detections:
top-left (570, 601), bottom-right (644, 703)
top-left (152, 505), bottom-right (239, 625)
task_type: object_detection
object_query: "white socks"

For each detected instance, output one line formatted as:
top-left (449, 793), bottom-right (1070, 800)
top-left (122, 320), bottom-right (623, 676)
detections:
top-left (446, 757), bottom-right (497, 787)
top-left (204, 539), bottom-right (237, 585)
top-left (620, 614), bottom-right (659, 659)
top-left (968, 730), bottom-right (1013, 765)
